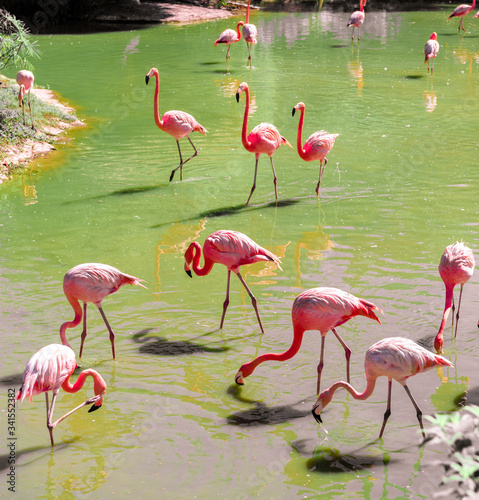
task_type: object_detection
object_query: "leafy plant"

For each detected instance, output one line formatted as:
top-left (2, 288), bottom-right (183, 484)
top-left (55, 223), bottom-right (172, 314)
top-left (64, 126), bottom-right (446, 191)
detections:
top-left (426, 406), bottom-right (479, 499)
top-left (0, 9), bottom-right (41, 70)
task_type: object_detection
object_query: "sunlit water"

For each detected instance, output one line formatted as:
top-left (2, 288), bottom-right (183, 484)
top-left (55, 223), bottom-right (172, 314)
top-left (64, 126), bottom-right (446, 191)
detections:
top-left (1, 7), bottom-right (478, 499)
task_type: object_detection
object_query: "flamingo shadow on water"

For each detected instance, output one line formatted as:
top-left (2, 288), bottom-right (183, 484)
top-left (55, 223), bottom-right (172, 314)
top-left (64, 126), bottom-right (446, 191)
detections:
top-left (151, 199), bottom-right (301, 229)
top-left (132, 330), bottom-right (230, 356)
top-left (291, 439), bottom-right (397, 474)
top-left (61, 185), bottom-right (166, 206)
top-left (226, 384), bottom-right (311, 426)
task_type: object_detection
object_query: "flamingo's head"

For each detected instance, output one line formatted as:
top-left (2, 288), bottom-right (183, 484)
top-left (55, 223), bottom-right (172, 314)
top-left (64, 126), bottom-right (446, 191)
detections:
top-left (236, 82), bottom-right (249, 103)
top-left (434, 333), bottom-right (444, 355)
top-left (360, 0), bottom-right (367, 8)
top-left (184, 242), bottom-right (196, 278)
top-left (234, 361), bottom-right (255, 385)
top-left (292, 102), bottom-right (305, 117)
top-left (430, 32), bottom-right (438, 40)
top-left (145, 67), bottom-right (159, 85)
top-left (311, 388), bottom-right (334, 424)
top-left (18, 85), bottom-right (25, 107)
top-left (88, 371), bottom-right (107, 413)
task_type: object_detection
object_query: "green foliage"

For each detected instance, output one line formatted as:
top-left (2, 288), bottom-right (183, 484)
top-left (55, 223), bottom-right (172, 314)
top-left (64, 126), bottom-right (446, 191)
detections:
top-left (426, 406), bottom-right (479, 499)
top-left (0, 9), bottom-right (41, 70)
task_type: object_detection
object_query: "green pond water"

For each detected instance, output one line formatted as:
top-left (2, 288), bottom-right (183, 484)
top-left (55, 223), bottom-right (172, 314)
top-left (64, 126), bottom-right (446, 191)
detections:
top-left (1, 7), bottom-right (479, 499)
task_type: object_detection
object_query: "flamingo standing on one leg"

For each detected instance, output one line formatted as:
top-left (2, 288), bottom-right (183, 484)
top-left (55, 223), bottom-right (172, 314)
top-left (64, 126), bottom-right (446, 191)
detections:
top-left (235, 287), bottom-right (382, 394)
top-left (347, 0), bottom-right (367, 41)
top-left (242, 0), bottom-right (257, 63)
top-left (424, 32), bottom-right (440, 74)
top-left (214, 21), bottom-right (245, 60)
top-left (292, 102), bottom-right (340, 196)
top-left (312, 337), bottom-right (453, 439)
top-left (434, 242), bottom-right (475, 354)
top-left (16, 70), bottom-right (35, 130)
top-left (60, 263), bottom-right (146, 360)
top-left (236, 82), bottom-right (292, 206)
top-left (184, 230), bottom-right (282, 333)
top-left (447, 0), bottom-right (476, 32)
top-left (13, 344), bottom-right (106, 446)
top-left (145, 67), bottom-right (208, 182)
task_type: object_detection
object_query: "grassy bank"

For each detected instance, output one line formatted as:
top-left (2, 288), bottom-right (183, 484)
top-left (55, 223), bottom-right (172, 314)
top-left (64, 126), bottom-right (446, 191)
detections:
top-left (0, 74), bottom-right (81, 181)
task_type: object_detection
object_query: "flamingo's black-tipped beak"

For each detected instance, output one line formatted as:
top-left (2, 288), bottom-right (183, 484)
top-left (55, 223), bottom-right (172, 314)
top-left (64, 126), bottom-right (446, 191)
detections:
top-left (312, 409), bottom-right (322, 424)
top-left (236, 92), bottom-right (240, 103)
top-left (145, 75), bottom-right (150, 85)
top-left (88, 403), bottom-right (102, 413)
top-left (185, 269), bottom-right (192, 278)
top-left (292, 108), bottom-right (296, 117)
top-left (235, 372), bottom-right (244, 385)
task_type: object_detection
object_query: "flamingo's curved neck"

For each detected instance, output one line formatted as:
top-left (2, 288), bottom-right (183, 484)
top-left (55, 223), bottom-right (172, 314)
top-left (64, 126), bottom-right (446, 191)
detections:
top-left (244, 326), bottom-right (306, 374)
top-left (296, 108), bottom-right (309, 161)
top-left (60, 297), bottom-right (83, 348)
top-left (241, 87), bottom-right (252, 151)
top-left (236, 22), bottom-right (243, 40)
top-left (472, 0), bottom-right (476, 11)
top-left (152, 73), bottom-right (166, 132)
top-left (326, 375), bottom-right (377, 402)
top-left (434, 285), bottom-right (454, 351)
top-left (246, 0), bottom-right (251, 24)
top-left (61, 369), bottom-right (101, 394)
top-left (191, 242), bottom-right (215, 277)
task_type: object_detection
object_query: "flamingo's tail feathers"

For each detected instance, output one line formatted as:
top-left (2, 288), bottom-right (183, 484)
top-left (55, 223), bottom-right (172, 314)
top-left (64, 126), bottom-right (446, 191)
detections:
top-left (267, 254), bottom-right (283, 271)
top-left (122, 274), bottom-right (147, 289)
top-left (358, 299), bottom-right (383, 324)
top-left (195, 124), bottom-right (208, 135)
top-left (281, 137), bottom-right (293, 148)
top-left (435, 355), bottom-right (454, 369)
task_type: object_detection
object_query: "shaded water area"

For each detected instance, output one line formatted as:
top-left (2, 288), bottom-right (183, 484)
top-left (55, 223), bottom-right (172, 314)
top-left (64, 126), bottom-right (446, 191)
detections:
top-left (1, 7), bottom-right (479, 498)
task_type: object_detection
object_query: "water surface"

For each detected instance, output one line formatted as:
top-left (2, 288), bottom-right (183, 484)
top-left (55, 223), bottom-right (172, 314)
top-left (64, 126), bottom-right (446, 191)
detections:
top-left (1, 8), bottom-right (478, 499)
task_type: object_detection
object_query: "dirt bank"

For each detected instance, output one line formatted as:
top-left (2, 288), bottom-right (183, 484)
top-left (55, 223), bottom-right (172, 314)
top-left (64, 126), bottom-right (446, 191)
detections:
top-left (0, 87), bottom-right (85, 183)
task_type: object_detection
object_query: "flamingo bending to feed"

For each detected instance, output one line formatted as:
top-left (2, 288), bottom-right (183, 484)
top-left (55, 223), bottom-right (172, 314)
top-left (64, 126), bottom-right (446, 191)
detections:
top-left (60, 263), bottom-right (146, 360)
top-left (424, 32), bottom-right (440, 74)
top-left (236, 82), bottom-right (291, 206)
top-left (145, 67), bottom-right (208, 182)
top-left (292, 102), bottom-right (339, 196)
top-left (447, 0), bottom-right (476, 32)
top-left (214, 21), bottom-right (244, 60)
top-left (242, 0), bottom-right (257, 62)
top-left (235, 287), bottom-right (382, 394)
top-left (184, 230), bottom-right (282, 333)
top-left (347, 0), bottom-right (367, 41)
top-left (312, 337), bottom-right (453, 439)
top-left (14, 344), bottom-right (106, 446)
top-left (16, 70), bottom-right (35, 129)
top-left (434, 242), bottom-right (475, 354)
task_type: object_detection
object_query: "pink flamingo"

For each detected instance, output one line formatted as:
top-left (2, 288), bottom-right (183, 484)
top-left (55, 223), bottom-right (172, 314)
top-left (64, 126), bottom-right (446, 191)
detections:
top-left (242, 0), bottom-right (258, 62)
top-left (214, 21), bottom-right (245, 60)
top-left (16, 70), bottom-right (35, 129)
top-left (14, 344), bottom-right (106, 446)
top-left (292, 102), bottom-right (340, 196)
top-left (236, 82), bottom-right (292, 206)
top-left (434, 242), bottom-right (475, 354)
top-left (60, 263), bottom-right (146, 360)
top-left (347, 0), bottom-right (367, 41)
top-left (447, 0), bottom-right (476, 32)
top-left (145, 67), bottom-right (208, 182)
top-left (312, 337), bottom-right (453, 439)
top-left (424, 32), bottom-right (440, 74)
top-left (184, 230), bottom-right (282, 333)
top-left (474, 11), bottom-right (479, 17)
top-left (235, 287), bottom-right (382, 394)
